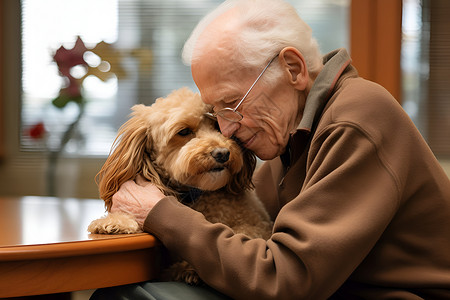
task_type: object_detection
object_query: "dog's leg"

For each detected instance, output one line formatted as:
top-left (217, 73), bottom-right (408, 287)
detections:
top-left (88, 212), bottom-right (142, 234)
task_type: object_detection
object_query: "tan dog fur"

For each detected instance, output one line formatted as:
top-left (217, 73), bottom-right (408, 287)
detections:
top-left (88, 87), bottom-right (272, 284)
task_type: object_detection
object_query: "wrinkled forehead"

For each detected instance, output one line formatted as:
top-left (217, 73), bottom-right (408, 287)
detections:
top-left (192, 58), bottom-right (256, 108)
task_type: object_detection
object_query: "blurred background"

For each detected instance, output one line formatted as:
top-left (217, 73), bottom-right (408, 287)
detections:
top-left (1, 0), bottom-right (449, 200)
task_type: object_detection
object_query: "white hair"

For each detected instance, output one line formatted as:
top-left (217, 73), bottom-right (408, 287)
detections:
top-left (182, 0), bottom-right (323, 78)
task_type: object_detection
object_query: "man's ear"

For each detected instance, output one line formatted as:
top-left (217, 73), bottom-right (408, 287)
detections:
top-left (279, 47), bottom-right (309, 90)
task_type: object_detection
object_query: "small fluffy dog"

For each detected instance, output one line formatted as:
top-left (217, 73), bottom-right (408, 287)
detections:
top-left (88, 87), bottom-right (272, 284)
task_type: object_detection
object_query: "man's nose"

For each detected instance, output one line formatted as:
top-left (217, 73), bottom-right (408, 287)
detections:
top-left (218, 118), bottom-right (240, 138)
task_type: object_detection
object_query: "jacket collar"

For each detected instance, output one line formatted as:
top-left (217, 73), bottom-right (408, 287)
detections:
top-left (297, 48), bottom-right (353, 133)
top-left (280, 49), bottom-right (354, 169)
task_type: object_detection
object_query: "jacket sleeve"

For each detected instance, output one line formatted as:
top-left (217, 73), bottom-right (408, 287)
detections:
top-left (143, 124), bottom-right (400, 300)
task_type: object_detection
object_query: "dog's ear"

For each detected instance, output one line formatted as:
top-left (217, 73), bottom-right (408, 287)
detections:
top-left (96, 105), bottom-right (154, 211)
top-left (227, 147), bottom-right (256, 194)
top-left (140, 151), bottom-right (176, 198)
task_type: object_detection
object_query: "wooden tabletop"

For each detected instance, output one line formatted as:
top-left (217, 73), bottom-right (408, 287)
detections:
top-left (0, 196), bottom-right (161, 298)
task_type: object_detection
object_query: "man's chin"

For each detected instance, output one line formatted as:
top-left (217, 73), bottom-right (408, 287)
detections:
top-left (254, 148), bottom-right (280, 161)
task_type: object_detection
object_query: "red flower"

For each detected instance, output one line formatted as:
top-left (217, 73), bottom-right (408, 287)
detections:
top-left (53, 36), bottom-right (88, 78)
top-left (28, 122), bottom-right (46, 140)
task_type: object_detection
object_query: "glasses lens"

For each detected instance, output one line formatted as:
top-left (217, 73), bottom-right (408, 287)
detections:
top-left (217, 108), bottom-right (243, 122)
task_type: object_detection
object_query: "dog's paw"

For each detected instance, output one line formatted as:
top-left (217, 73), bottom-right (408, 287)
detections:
top-left (88, 212), bottom-right (142, 234)
top-left (169, 261), bottom-right (203, 286)
top-left (179, 269), bottom-right (202, 286)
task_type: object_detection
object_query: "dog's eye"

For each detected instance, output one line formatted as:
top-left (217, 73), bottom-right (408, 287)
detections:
top-left (177, 128), bottom-right (193, 136)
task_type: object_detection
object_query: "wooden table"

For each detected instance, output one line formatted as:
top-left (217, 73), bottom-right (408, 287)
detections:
top-left (0, 196), bottom-right (161, 298)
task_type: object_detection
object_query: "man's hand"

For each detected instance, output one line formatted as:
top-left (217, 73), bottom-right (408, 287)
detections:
top-left (111, 175), bottom-right (165, 228)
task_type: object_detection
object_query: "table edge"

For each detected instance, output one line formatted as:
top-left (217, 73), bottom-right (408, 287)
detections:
top-left (0, 233), bottom-right (160, 261)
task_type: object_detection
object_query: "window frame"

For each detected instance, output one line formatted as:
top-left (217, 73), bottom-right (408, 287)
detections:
top-left (350, 0), bottom-right (403, 102)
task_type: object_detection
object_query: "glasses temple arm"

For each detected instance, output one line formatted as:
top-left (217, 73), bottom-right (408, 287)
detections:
top-left (233, 54), bottom-right (279, 112)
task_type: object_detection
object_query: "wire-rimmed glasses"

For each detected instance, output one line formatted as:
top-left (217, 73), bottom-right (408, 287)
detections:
top-left (205, 54), bottom-right (279, 122)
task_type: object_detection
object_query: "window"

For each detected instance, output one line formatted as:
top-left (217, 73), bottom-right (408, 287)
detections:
top-left (401, 0), bottom-right (450, 158)
top-left (20, 0), bottom-right (349, 157)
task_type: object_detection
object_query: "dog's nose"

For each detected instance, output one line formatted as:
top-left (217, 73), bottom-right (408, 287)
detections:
top-left (211, 148), bottom-right (230, 163)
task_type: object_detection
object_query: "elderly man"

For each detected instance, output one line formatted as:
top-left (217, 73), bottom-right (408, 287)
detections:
top-left (91, 0), bottom-right (450, 299)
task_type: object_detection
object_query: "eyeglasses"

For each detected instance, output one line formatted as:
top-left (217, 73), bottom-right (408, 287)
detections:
top-left (205, 54), bottom-right (279, 123)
